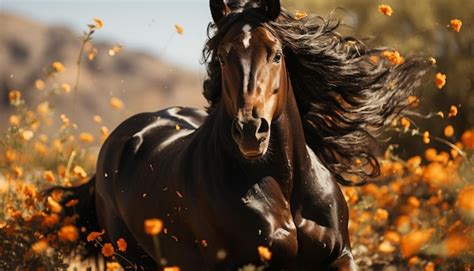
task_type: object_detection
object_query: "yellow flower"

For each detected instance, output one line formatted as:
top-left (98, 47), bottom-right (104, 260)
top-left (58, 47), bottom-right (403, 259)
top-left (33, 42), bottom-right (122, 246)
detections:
top-left (117, 238), bottom-right (127, 252)
top-left (58, 225), bottom-right (79, 242)
top-left (93, 17), bottom-right (104, 29)
top-left (35, 79), bottom-right (46, 90)
top-left (106, 262), bottom-right (122, 271)
top-left (175, 24), bottom-right (184, 35)
top-left (8, 90), bottom-right (21, 105)
top-left (79, 132), bottom-right (95, 143)
top-left (258, 246), bottom-right (272, 261)
top-left (294, 11), bottom-right (308, 20)
top-left (37, 102), bottom-right (50, 116)
top-left (435, 72), bottom-right (446, 89)
top-left (110, 97), bottom-right (124, 110)
top-left (378, 4), bottom-right (393, 16)
top-left (20, 130), bottom-right (34, 141)
top-left (101, 243), bottom-right (115, 257)
top-left (144, 218), bottom-right (163, 235)
top-left (450, 19), bottom-right (462, 32)
top-left (52, 61), bottom-right (65, 73)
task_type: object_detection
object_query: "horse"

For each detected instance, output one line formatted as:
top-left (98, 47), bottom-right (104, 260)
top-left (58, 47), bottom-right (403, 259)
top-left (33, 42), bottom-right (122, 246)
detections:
top-left (56, 0), bottom-right (431, 270)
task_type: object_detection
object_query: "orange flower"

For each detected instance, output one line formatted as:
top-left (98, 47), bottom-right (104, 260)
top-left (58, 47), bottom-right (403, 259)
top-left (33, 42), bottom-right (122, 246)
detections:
top-left (294, 11), bottom-right (308, 20)
top-left (47, 196), bottom-right (63, 213)
top-left (117, 238), bottom-right (127, 252)
top-left (61, 83), bottom-right (71, 93)
top-left (450, 19), bottom-right (462, 32)
top-left (257, 245), bottom-right (272, 261)
top-left (43, 170), bottom-right (56, 183)
top-left (400, 229), bottom-right (434, 258)
top-left (424, 262), bottom-right (435, 271)
top-left (383, 51), bottom-right (405, 65)
top-left (8, 90), bottom-right (21, 105)
top-left (444, 125), bottom-right (454, 137)
top-left (378, 4), bottom-right (393, 16)
top-left (110, 97), bottom-right (124, 110)
top-left (407, 96), bottom-right (419, 107)
top-left (461, 129), bottom-right (474, 149)
top-left (435, 72), bottom-right (446, 89)
top-left (93, 115), bottom-right (103, 124)
top-left (175, 24), bottom-right (184, 35)
top-left (400, 117), bottom-right (410, 130)
top-left (101, 243), bottom-right (115, 257)
top-left (31, 240), bottom-right (49, 254)
top-left (106, 262), bottom-right (122, 271)
top-left (374, 208), bottom-right (389, 223)
top-left (58, 225), bottom-right (79, 242)
top-left (423, 131), bottom-right (430, 144)
top-left (448, 105), bottom-right (458, 118)
top-left (441, 234), bottom-right (472, 257)
top-left (457, 185), bottom-right (474, 217)
top-left (378, 240), bottom-right (396, 254)
top-left (93, 17), bottom-right (103, 29)
top-left (87, 230), bottom-right (105, 242)
top-left (65, 199), bottom-right (79, 207)
top-left (79, 132), bottom-right (95, 143)
top-left (9, 115), bottom-right (20, 126)
top-left (144, 218), bottom-right (163, 235)
top-left (164, 267), bottom-right (181, 271)
top-left (73, 165), bottom-right (88, 179)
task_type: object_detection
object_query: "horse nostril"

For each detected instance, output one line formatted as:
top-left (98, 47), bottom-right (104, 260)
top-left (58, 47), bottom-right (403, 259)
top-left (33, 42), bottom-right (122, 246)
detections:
top-left (257, 118), bottom-right (269, 134)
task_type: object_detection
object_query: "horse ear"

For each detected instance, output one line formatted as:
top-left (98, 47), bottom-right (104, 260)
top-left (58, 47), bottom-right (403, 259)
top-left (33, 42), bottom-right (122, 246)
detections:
top-left (262, 0), bottom-right (281, 20)
top-left (210, 0), bottom-right (226, 23)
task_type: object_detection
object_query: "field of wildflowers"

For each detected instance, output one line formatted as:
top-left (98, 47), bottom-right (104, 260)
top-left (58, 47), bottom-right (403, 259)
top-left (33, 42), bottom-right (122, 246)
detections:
top-left (0, 6), bottom-right (473, 271)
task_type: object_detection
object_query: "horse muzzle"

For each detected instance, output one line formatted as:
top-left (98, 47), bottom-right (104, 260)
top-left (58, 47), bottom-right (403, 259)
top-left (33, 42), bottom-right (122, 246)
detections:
top-left (232, 118), bottom-right (270, 159)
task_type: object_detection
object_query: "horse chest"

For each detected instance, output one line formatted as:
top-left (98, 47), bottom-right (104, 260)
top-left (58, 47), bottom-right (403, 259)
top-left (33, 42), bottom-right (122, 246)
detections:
top-left (205, 177), bottom-right (298, 263)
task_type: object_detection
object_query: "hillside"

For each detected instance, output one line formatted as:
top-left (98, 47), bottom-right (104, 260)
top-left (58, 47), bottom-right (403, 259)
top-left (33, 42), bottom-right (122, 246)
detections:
top-left (0, 12), bottom-right (206, 132)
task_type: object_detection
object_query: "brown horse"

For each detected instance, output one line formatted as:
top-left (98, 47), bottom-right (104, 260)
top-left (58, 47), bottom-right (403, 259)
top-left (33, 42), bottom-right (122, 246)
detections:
top-left (55, 0), bottom-right (431, 270)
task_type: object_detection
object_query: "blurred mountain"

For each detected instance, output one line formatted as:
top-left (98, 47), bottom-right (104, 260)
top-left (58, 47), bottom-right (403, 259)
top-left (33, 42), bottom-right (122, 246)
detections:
top-left (0, 12), bottom-right (206, 132)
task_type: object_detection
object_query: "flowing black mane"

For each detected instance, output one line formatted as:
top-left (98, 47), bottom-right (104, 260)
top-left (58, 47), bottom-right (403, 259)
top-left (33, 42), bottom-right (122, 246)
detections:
top-left (202, 8), bottom-right (432, 185)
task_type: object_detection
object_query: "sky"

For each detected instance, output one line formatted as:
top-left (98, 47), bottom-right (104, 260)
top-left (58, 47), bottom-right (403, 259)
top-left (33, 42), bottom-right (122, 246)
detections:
top-left (1, 0), bottom-right (213, 72)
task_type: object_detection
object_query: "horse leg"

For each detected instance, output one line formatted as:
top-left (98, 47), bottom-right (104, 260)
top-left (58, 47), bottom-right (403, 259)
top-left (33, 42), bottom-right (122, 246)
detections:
top-left (330, 252), bottom-right (358, 271)
top-left (96, 194), bottom-right (157, 270)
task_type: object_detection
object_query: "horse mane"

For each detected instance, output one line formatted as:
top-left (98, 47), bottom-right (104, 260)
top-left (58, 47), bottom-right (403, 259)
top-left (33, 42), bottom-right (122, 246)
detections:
top-left (202, 8), bottom-right (432, 186)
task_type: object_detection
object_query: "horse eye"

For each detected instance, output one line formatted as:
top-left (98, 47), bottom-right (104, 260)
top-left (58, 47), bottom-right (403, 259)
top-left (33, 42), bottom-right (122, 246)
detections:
top-left (273, 52), bottom-right (282, 64)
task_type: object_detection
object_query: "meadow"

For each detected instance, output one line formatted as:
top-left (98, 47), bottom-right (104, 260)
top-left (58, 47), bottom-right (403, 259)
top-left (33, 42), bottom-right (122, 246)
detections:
top-left (0, 6), bottom-right (473, 271)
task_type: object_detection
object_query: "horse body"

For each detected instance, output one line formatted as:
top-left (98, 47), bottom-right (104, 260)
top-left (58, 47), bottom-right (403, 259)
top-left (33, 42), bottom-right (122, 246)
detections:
top-left (53, 0), bottom-right (431, 270)
top-left (95, 84), bottom-right (353, 270)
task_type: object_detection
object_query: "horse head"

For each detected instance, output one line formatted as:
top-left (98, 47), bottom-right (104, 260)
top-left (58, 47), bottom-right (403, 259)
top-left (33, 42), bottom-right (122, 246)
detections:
top-left (209, 0), bottom-right (287, 159)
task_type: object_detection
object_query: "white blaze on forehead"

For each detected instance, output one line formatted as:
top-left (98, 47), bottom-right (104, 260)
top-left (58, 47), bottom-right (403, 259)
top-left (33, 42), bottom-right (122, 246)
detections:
top-left (242, 24), bottom-right (252, 48)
